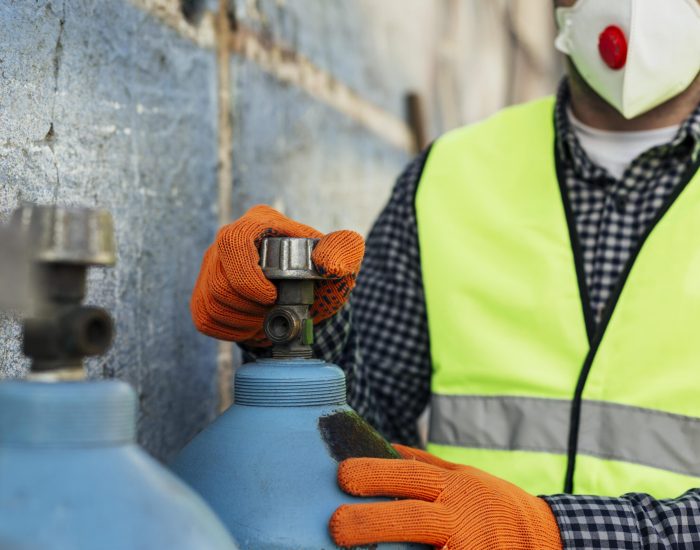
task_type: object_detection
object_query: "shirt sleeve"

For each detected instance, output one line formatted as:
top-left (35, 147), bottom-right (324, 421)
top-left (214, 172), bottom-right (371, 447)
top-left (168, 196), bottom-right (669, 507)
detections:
top-left (544, 489), bottom-right (700, 548)
top-left (311, 149), bottom-right (433, 446)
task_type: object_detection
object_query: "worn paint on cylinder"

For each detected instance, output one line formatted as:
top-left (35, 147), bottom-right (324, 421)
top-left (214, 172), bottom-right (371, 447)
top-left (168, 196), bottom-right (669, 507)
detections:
top-left (319, 410), bottom-right (400, 462)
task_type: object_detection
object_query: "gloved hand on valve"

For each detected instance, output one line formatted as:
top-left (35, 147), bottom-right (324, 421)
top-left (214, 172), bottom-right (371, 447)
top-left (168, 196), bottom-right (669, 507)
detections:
top-left (190, 205), bottom-right (364, 346)
top-left (191, 206), bottom-right (564, 550)
top-left (330, 444), bottom-right (563, 550)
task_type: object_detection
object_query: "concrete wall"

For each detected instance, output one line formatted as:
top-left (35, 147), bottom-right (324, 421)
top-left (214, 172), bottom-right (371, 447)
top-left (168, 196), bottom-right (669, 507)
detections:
top-left (0, 0), bottom-right (560, 460)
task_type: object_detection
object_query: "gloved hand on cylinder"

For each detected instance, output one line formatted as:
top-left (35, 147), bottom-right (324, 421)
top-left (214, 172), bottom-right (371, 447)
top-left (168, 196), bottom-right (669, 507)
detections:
top-left (190, 205), bottom-right (365, 346)
top-left (330, 444), bottom-right (563, 550)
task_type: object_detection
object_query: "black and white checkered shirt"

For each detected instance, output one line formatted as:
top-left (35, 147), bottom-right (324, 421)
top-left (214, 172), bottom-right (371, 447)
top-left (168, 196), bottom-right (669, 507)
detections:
top-left (307, 80), bottom-right (700, 548)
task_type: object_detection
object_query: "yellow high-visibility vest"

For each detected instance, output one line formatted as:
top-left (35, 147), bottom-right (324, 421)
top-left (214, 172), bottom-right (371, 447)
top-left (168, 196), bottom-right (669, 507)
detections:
top-left (416, 96), bottom-right (700, 497)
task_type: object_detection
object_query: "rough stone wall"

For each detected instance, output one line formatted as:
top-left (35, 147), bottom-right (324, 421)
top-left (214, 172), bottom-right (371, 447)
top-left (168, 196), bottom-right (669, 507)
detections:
top-left (0, 0), bottom-right (560, 460)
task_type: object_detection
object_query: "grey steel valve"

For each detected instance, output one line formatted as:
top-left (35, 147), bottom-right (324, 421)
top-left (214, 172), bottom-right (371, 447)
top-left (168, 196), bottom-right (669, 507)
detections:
top-left (259, 237), bottom-right (323, 359)
top-left (8, 204), bottom-right (116, 379)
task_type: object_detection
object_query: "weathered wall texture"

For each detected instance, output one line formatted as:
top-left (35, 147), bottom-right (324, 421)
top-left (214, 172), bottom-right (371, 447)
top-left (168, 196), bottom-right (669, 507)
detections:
top-left (0, 0), bottom-right (219, 460)
top-left (0, 0), bottom-right (560, 460)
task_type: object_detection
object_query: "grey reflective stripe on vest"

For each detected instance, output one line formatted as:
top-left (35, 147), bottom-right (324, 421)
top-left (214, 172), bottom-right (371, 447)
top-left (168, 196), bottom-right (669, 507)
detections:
top-left (429, 394), bottom-right (700, 477)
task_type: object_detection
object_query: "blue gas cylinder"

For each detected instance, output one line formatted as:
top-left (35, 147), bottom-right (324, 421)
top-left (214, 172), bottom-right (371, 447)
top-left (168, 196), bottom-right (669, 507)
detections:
top-left (172, 358), bottom-right (426, 549)
top-left (0, 380), bottom-right (239, 550)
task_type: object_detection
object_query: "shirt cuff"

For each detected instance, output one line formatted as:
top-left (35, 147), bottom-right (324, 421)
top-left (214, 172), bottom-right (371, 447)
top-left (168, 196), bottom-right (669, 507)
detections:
top-left (544, 494), bottom-right (642, 549)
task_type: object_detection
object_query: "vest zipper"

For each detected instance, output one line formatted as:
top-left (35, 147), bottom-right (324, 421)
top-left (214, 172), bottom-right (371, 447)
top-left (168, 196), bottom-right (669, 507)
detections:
top-left (556, 148), bottom-right (700, 493)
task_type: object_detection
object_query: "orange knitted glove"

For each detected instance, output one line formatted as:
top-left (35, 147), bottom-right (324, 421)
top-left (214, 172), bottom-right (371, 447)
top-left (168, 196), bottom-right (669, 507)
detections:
top-left (190, 205), bottom-right (364, 346)
top-left (330, 444), bottom-right (563, 550)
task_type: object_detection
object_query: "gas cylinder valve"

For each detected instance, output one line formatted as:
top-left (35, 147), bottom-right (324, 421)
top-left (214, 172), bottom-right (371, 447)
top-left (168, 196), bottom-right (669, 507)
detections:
top-left (9, 204), bottom-right (116, 379)
top-left (0, 204), bottom-right (239, 549)
top-left (259, 237), bottom-right (323, 358)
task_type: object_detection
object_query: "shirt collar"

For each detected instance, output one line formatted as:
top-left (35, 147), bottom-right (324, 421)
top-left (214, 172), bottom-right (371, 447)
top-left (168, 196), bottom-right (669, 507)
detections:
top-left (555, 78), bottom-right (700, 180)
top-left (555, 81), bottom-right (609, 182)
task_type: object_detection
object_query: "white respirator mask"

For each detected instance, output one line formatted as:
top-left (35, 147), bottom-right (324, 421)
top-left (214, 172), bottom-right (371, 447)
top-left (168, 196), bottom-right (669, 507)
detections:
top-left (555, 0), bottom-right (700, 119)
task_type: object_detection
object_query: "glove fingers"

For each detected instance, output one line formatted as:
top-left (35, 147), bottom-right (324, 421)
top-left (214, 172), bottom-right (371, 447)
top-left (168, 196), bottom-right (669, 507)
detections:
top-left (206, 259), bottom-right (270, 315)
top-left (191, 317), bottom-right (256, 342)
top-left (189, 298), bottom-right (259, 341)
top-left (310, 278), bottom-right (355, 323)
top-left (393, 444), bottom-right (466, 471)
top-left (200, 294), bottom-right (264, 331)
top-left (338, 458), bottom-right (448, 500)
top-left (192, 255), bottom-right (265, 341)
top-left (216, 224), bottom-right (277, 306)
top-left (329, 501), bottom-right (449, 548)
top-left (312, 230), bottom-right (364, 278)
top-left (193, 241), bottom-right (273, 312)
top-left (191, 290), bottom-right (262, 342)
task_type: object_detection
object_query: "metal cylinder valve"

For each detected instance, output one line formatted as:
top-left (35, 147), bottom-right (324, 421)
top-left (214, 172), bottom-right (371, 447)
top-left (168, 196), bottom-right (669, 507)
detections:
top-left (259, 237), bottom-right (323, 359)
top-left (9, 204), bottom-right (116, 379)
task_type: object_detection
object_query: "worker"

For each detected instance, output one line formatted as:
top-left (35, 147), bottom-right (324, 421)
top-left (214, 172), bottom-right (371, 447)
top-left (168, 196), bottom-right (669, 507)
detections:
top-left (191, 0), bottom-right (700, 547)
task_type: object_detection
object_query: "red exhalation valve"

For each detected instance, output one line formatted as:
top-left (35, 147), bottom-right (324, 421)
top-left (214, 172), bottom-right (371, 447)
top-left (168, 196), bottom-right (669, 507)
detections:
top-left (598, 25), bottom-right (628, 70)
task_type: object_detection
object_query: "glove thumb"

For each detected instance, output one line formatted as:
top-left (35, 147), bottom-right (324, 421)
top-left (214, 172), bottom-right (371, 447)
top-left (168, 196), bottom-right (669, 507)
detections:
top-left (312, 230), bottom-right (364, 278)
